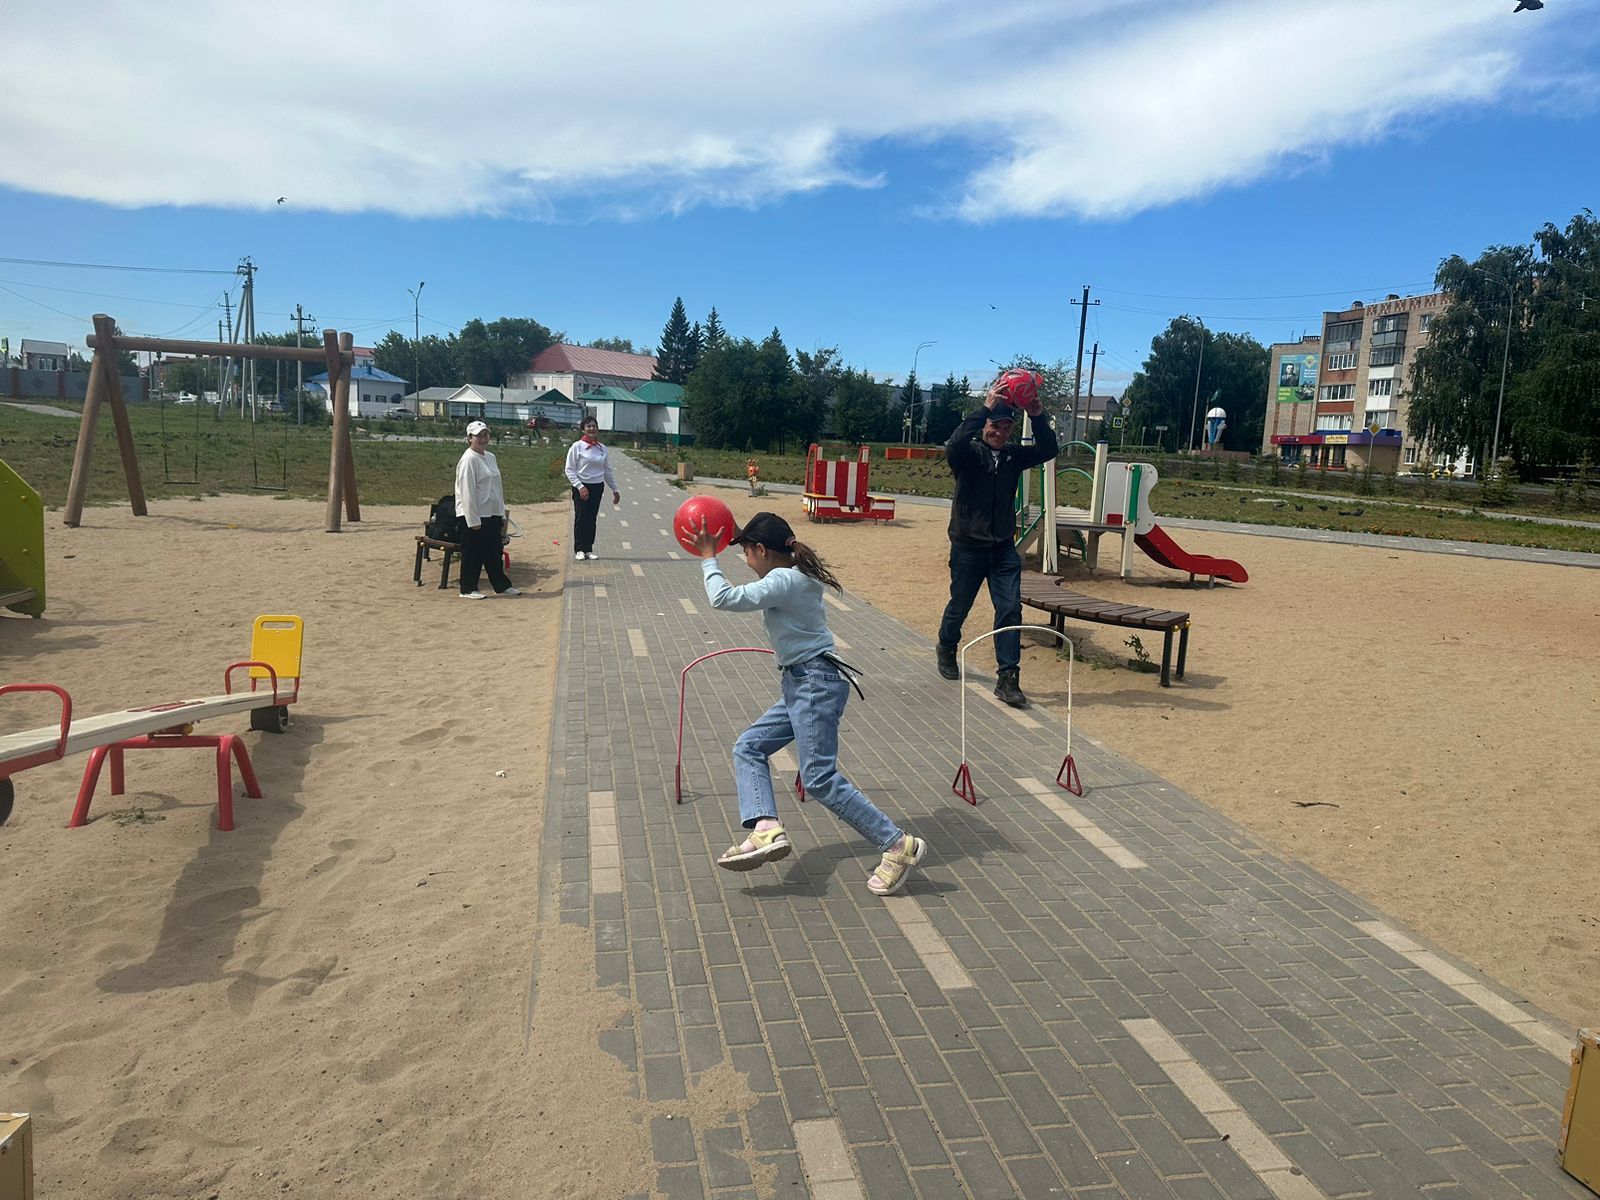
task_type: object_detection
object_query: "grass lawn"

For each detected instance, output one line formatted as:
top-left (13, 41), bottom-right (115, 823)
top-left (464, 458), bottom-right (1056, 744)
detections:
top-left (632, 443), bottom-right (1600, 555)
top-left (0, 402), bottom-right (572, 510)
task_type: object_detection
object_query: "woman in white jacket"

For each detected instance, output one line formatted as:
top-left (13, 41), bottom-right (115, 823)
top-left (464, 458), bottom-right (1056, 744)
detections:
top-left (454, 420), bottom-right (519, 599)
top-left (563, 415), bottom-right (620, 560)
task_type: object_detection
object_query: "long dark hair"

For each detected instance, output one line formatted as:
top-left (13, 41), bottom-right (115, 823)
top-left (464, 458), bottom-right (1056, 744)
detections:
top-left (786, 539), bottom-right (843, 594)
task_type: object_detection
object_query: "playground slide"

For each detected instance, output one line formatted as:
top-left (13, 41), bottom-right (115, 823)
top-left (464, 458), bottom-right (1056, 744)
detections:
top-left (1134, 523), bottom-right (1249, 584)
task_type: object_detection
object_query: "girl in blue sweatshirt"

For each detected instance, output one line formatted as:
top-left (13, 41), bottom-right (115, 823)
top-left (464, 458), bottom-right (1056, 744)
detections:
top-left (692, 511), bottom-right (927, 896)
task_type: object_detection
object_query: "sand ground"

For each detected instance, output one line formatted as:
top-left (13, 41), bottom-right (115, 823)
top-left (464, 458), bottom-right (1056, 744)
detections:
top-left (1, 486), bottom-right (1595, 1197)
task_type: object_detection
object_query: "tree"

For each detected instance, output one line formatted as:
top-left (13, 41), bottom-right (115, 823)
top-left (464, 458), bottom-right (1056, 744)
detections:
top-left (1001, 354), bottom-right (1077, 437)
top-left (754, 327), bottom-right (794, 453)
top-left (926, 374), bottom-right (969, 443)
top-left (586, 335), bottom-right (638, 353)
top-left (702, 307), bottom-right (726, 351)
top-left (899, 369), bottom-right (922, 442)
top-left (832, 369), bottom-right (893, 444)
top-left (1411, 211), bottom-right (1600, 471)
top-left (686, 321), bottom-right (704, 379)
top-left (654, 297), bottom-right (695, 383)
top-left (791, 346), bottom-right (840, 450)
top-left (681, 336), bottom-right (793, 450)
top-left (1117, 319), bottom-right (1266, 453)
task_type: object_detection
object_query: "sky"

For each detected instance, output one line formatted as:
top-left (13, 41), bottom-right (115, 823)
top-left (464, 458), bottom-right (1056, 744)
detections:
top-left (3, 0), bottom-right (1597, 398)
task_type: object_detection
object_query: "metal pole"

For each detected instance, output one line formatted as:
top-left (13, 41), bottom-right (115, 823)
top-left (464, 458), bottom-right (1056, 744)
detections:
top-left (909, 340), bottom-right (935, 443)
top-left (408, 281), bottom-right (426, 410)
top-left (1187, 317), bottom-right (1206, 453)
top-left (1490, 278), bottom-right (1513, 469)
top-left (1070, 286), bottom-right (1090, 447)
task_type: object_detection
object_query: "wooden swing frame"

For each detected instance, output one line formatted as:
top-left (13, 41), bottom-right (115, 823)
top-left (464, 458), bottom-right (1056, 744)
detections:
top-left (67, 314), bottom-right (363, 533)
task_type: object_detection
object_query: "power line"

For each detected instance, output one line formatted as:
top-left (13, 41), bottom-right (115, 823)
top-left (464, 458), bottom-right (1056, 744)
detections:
top-left (0, 276), bottom-right (242, 311)
top-left (0, 282), bottom-right (90, 324)
top-left (1095, 282), bottom-right (1437, 302)
top-left (0, 255), bottom-right (235, 276)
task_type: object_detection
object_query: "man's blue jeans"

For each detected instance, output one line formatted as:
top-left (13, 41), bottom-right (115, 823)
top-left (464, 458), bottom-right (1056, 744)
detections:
top-left (732, 657), bottom-right (902, 852)
top-left (938, 542), bottom-right (1023, 670)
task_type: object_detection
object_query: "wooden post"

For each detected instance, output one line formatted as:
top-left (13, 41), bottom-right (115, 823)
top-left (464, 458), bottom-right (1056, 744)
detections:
top-left (337, 332), bottom-right (360, 522)
top-left (63, 332), bottom-right (110, 528)
top-left (323, 329), bottom-right (347, 533)
top-left (93, 314), bottom-right (148, 517)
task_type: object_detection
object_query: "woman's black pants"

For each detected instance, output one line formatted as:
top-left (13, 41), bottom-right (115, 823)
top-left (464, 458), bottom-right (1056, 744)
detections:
top-left (460, 515), bottom-right (511, 594)
top-left (571, 484), bottom-right (605, 554)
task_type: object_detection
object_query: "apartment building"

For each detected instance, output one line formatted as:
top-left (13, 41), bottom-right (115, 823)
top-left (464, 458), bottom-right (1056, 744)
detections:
top-left (1263, 291), bottom-right (1451, 474)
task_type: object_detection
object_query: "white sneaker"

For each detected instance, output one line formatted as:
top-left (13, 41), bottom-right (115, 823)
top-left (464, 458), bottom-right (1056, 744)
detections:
top-left (585, 551), bottom-right (599, 560)
top-left (497, 587), bottom-right (521, 597)
top-left (459, 591), bottom-right (487, 600)
top-left (574, 551), bottom-right (587, 561)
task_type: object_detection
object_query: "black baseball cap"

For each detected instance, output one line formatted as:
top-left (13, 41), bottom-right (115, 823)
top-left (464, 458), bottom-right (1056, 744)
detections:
top-left (729, 511), bottom-right (795, 552)
top-left (986, 403), bottom-right (1020, 423)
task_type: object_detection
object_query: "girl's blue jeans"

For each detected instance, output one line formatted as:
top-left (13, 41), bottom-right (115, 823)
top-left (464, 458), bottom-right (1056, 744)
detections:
top-left (733, 657), bottom-right (902, 852)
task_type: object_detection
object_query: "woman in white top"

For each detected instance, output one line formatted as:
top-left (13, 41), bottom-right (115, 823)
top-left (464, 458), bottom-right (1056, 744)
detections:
top-left (453, 420), bottom-right (518, 599)
top-left (563, 415), bottom-right (620, 560)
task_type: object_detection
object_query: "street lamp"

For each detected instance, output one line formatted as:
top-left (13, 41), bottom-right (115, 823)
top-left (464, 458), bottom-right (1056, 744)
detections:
top-left (1474, 268), bottom-right (1515, 471)
top-left (406, 280), bottom-right (426, 412)
top-left (905, 339), bottom-right (937, 443)
top-left (1186, 316), bottom-right (1206, 453)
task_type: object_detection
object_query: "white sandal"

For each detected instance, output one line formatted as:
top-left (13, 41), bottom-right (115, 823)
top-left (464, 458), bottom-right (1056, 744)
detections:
top-left (868, 836), bottom-right (927, 896)
top-left (717, 825), bottom-right (792, 872)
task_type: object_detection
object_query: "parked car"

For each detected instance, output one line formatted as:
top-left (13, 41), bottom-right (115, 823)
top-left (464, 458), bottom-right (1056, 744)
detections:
top-left (386, 407), bottom-right (416, 420)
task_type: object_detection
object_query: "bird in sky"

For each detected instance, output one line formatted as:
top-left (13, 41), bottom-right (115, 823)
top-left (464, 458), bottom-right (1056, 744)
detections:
top-left (276, 196), bottom-right (287, 204)
top-left (1513, 0), bottom-right (1543, 10)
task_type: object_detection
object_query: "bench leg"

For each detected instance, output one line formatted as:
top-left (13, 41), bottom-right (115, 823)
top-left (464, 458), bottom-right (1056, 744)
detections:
top-left (110, 745), bottom-right (126, 796)
top-left (1177, 624), bottom-right (1189, 680)
top-left (414, 540), bottom-right (426, 586)
top-left (1160, 629), bottom-right (1173, 687)
top-left (439, 549), bottom-right (454, 590)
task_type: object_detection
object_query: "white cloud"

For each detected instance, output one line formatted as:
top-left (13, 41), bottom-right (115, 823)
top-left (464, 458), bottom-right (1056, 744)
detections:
top-left (0, 0), bottom-right (1578, 221)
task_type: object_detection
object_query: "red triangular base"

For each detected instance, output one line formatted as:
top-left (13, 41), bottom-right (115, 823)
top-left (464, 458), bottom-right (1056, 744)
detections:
top-left (951, 761), bottom-right (977, 806)
top-left (1056, 754), bottom-right (1082, 796)
top-left (795, 771), bottom-right (806, 802)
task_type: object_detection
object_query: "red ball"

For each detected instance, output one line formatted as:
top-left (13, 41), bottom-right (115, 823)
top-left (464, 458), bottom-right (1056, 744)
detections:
top-left (674, 495), bottom-right (736, 556)
top-left (997, 369), bottom-right (1041, 407)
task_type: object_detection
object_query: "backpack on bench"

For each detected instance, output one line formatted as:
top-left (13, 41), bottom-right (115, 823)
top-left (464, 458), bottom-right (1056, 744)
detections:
top-left (425, 494), bottom-right (466, 544)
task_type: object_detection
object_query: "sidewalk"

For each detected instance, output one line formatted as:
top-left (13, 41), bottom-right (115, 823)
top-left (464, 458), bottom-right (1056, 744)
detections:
top-left (541, 454), bottom-right (1585, 1199)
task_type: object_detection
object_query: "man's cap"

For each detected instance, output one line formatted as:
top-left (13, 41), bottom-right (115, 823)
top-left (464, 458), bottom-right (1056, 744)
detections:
top-left (466, 420), bottom-right (489, 435)
top-left (986, 403), bottom-right (1020, 424)
top-left (730, 511), bottom-right (796, 551)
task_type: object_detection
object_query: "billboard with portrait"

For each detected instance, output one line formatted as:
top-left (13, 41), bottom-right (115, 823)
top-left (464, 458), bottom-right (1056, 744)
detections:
top-left (1277, 352), bottom-right (1318, 403)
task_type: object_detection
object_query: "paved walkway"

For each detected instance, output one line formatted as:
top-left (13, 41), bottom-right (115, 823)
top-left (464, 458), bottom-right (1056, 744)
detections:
top-left (697, 477), bottom-right (1600, 571)
top-left (539, 454), bottom-right (1584, 1199)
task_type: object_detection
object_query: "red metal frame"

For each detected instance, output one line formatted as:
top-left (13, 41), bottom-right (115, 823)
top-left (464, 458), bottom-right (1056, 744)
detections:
top-left (1057, 755), bottom-right (1082, 797)
top-left (951, 762), bottom-right (976, 807)
top-left (675, 647), bottom-right (804, 805)
top-left (0, 683), bottom-right (73, 782)
top-left (71, 731), bottom-right (260, 831)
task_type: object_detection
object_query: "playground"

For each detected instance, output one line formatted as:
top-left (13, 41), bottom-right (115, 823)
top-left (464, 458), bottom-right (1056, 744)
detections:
top-left (0, 483), bottom-right (1596, 1195)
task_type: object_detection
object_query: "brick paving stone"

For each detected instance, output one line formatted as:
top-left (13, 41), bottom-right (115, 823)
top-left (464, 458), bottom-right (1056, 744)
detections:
top-left (557, 455), bottom-right (1591, 1200)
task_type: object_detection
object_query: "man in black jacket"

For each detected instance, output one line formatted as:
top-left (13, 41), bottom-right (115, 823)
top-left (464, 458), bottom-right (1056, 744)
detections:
top-left (936, 379), bottom-right (1059, 707)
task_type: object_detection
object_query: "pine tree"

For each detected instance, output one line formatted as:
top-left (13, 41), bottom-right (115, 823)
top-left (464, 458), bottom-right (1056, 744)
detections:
top-left (654, 297), bottom-right (693, 383)
top-left (703, 307), bottom-right (726, 351)
top-left (685, 321), bottom-right (704, 379)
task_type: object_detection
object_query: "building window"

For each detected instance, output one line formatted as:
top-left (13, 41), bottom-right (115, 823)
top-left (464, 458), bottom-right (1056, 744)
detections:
top-left (1325, 320), bottom-right (1363, 348)
top-left (1325, 351), bottom-right (1356, 371)
top-left (1419, 313), bottom-right (1433, 332)
top-left (1404, 446), bottom-right (1419, 465)
top-left (1369, 345), bottom-right (1402, 367)
top-left (1330, 447), bottom-right (1347, 468)
top-left (1320, 383), bottom-right (1355, 401)
top-left (1315, 414), bottom-right (1353, 431)
top-left (1372, 314), bottom-right (1409, 335)
top-left (1364, 409), bottom-right (1396, 427)
top-left (1368, 378), bottom-right (1394, 397)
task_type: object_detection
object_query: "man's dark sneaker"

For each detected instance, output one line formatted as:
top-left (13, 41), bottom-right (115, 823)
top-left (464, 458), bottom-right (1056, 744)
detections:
top-left (936, 644), bottom-right (959, 681)
top-left (995, 667), bottom-right (1027, 708)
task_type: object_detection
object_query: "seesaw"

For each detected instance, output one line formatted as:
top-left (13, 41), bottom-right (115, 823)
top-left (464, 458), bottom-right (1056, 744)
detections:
top-left (0, 615), bottom-right (304, 830)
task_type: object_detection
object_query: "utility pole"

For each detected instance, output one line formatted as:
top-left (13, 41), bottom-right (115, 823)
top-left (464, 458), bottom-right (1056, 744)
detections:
top-left (293, 303), bottom-right (316, 425)
top-left (237, 257), bottom-right (257, 419)
top-left (1187, 317), bottom-right (1207, 453)
top-left (1069, 286), bottom-right (1098, 448)
top-left (1086, 343), bottom-right (1101, 438)
top-left (217, 315), bottom-right (229, 416)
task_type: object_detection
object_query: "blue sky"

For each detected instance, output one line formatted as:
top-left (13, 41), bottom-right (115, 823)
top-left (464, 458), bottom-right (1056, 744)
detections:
top-left (3, 0), bottom-right (1597, 396)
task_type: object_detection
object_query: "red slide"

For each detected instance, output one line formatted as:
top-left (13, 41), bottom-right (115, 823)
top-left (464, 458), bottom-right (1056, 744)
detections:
top-left (1134, 524), bottom-right (1249, 584)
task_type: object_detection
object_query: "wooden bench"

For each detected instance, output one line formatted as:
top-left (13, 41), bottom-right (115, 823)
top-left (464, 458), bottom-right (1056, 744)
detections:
top-left (414, 536), bottom-right (513, 589)
top-left (414, 536), bottom-right (461, 589)
top-left (1019, 571), bottom-right (1190, 687)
